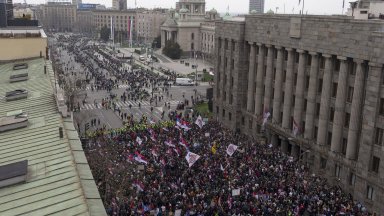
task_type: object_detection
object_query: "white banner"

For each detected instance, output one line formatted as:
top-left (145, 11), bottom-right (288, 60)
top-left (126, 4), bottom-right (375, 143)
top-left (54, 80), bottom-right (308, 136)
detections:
top-left (185, 152), bottom-right (201, 167)
top-left (226, 144), bottom-right (238, 156)
top-left (195, 115), bottom-right (205, 129)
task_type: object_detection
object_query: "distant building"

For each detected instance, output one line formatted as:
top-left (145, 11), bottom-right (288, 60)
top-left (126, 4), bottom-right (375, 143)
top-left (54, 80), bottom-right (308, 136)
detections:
top-left (161, 0), bottom-right (221, 59)
top-left (249, 0), bottom-right (264, 13)
top-left (112, 0), bottom-right (126, 11)
top-left (41, 2), bottom-right (77, 32)
top-left (347, 0), bottom-right (384, 20)
top-left (0, 0), bottom-right (14, 27)
top-left (72, 0), bottom-right (82, 6)
top-left (136, 9), bottom-right (167, 45)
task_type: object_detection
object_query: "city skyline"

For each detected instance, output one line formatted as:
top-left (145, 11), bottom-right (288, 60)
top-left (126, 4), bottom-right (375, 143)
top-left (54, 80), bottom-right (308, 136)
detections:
top-left (16, 0), bottom-right (348, 15)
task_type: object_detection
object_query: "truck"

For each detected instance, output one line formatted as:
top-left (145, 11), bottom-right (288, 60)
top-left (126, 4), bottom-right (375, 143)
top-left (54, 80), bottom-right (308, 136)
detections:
top-left (175, 78), bottom-right (195, 86)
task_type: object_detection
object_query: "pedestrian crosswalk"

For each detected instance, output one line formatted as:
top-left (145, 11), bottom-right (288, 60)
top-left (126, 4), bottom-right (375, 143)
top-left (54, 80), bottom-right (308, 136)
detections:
top-left (85, 84), bottom-right (130, 90)
top-left (80, 100), bottom-right (180, 110)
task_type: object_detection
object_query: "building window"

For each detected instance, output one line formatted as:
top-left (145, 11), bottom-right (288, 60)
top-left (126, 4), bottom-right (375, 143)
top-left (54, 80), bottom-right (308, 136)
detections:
top-left (375, 128), bottom-right (383, 145)
top-left (304, 99), bottom-right (307, 112)
top-left (307, 55), bottom-right (312, 66)
top-left (379, 98), bottom-right (384, 115)
top-left (231, 59), bottom-right (235, 70)
top-left (327, 132), bottom-right (332, 146)
top-left (349, 62), bottom-right (355, 75)
top-left (349, 172), bottom-right (356, 186)
top-left (334, 59), bottom-right (341, 71)
top-left (329, 107), bottom-right (335, 122)
top-left (344, 113), bottom-right (350, 128)
top-left (223, 91), bottom-right (226, 101)
top-left (222, 109), bottom-right (225, 118)
top-left (347, 87), bottom-right (354, 103)
top-left (305, 76), bottom-right (310, 90)
top-left (241, 116), bottom-right (245, 125)
top-left (367, 185), bottom-right (374, 200)
top-left (318, 79), bottom-right (323, 93)
top-left (283, 70), bottom-right (287, 81)
top-left (249, 119), bottom-right (252, 129)
top-left (295, 52), bottom-right (299, 63)
top-left (225, 39), bottom-right (228, 50)
top-left (369, 156), bottom-right (380, 173)
top-left (314, 126), bottom-right (318, 140)
top-left (191, 33), bottom-right (194, 40)
top-left (294, 73), bottom-right (298, 86)
top-left (229, 112), bottom-right (232, 121)
top-left (229, 94), bottom-right (233, 104)
top-left (316, 103), bottom-right (320, 117)
top-left (332, 83), bottom-right (338, 98)
top-left (191, 43), bottom-right (194, 50)
top-left (232, 40), bottom-right (235, 51)
top-left (320, 157), bottom-right (327, 169)
top-left (342, 138), bottom-right (347, 155)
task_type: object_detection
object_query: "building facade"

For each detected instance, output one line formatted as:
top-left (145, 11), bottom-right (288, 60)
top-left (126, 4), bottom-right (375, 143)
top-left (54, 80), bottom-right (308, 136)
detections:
top-left (161, 0), bottom-right (220, 58)
top-left (0, 0), bottom-right (14, 27)
top-left (347, 0), bottom-right (384, 20)
top-left (41, 2), bottom-right (77, 32)
top-left (213, 14), bottom-right (384, 214)
top-left (136, 9), bottom-right (167, 45)
top-left (249, 0), bottom-right (264, 13)
top-left (112, 0), bottom-right (127, 11)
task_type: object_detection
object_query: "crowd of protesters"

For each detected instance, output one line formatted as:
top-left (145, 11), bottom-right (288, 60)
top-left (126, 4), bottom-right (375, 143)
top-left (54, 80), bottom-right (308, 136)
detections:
top-left (85, 114), bottom-right (369, 216)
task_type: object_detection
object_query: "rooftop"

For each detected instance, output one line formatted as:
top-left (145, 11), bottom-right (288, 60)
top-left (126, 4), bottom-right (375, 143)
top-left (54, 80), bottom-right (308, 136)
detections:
top-left (0, 58), bottom-right (106, 215)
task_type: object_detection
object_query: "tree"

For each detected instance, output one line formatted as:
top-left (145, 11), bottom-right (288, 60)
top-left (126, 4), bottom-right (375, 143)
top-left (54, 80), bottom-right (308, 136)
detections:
top-left (162, 40), bottom-right (182, 59)
top-left (100, 25), bottom-right (110, 42)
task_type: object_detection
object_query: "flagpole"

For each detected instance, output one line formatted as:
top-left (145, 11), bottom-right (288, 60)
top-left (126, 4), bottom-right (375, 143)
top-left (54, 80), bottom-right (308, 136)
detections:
top-left (302, 0), bottom-right (305, 15)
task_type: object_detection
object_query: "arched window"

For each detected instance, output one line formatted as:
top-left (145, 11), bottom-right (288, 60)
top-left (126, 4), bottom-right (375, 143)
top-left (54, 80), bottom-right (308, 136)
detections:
top-left (191, 33), bottom-right (194, 40)
top-left (191, 43), bottom-right (194, 50)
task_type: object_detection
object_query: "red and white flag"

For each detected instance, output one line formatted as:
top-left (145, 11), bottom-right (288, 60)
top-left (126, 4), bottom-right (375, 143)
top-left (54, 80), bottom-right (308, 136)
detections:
top-left (226, 144), bottom-right (238, 156)
top-left (185, 151), bottom-right (201, 167)
top-left (134, 151), bottom-right (148, 164)
top-left (292, 119), bottom-right (300, 136)
top-left (165, 140), bottom-right (176, 148)
top-left (195, 115), bottom-right (205, 129)
top-left (179, 136), bottom-right (189, 149)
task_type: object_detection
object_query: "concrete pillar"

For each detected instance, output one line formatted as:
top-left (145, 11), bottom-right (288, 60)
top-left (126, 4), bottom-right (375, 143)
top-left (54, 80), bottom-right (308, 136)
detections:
top-left (282, 48), bottom-right (295, 130)
top-left (254, 43), bottom-right (265, 117)
top-left (246, 43), bottom-right (256, 112)
top-left (304, 52), bottom-right (319, 139)
top-left (293, 50), bottom-right (307, 129)
top-left (346, 60), bottom-right (366, 159)
top-left (272, 46), bottom-right (284, 125)
top-left (331, 57), bottom-right (349, 152)
top-left (281, 140), bottom-right (289, 153)
top-left (263, 45), bottom-right (274, 111)
top-left (317, 54), bottom-right (333, 146)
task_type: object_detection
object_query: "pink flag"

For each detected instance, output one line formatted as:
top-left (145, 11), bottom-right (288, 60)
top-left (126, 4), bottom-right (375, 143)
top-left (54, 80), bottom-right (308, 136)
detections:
top-left (165, 140), bottom-right (176, 148)
top-left (134, 151), bottom-right (148, 164)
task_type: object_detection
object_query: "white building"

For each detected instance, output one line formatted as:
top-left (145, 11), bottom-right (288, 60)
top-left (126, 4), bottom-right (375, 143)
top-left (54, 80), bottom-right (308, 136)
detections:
top-left (346, 0), bottom-right (384, 19)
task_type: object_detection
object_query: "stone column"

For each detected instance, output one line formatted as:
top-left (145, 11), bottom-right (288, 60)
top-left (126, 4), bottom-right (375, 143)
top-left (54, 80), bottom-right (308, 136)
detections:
top-left (263, 45), bottom-right (274, 111)
top-left (282, 48), bottom-right (295, 129)
top-left (272, 47), bottom-right (284, 124)
top-left (331, 57), bottom-right (348, 152)
top-left (293, 50), bottom-right (307, 129)
top-left (304, 52), bottom-right (319, 139)
top-left (246, 43), bottom-right (256, 112)
top-left (317, 54), bottom-right (333, 146)
top-left (346, 60), bottom-right (366, 159)
top-left (254, 43), bottom-right (265, 117)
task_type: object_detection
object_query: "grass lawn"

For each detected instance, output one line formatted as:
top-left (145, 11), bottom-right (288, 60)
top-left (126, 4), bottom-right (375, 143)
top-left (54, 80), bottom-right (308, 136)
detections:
top-left (193, 102), bottom-right (212, 118)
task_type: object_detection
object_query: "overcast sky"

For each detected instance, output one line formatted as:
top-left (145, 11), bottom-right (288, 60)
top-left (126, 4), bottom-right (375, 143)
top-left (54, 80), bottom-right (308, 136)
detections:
top-left (17, 0), bottom-right (348, 15)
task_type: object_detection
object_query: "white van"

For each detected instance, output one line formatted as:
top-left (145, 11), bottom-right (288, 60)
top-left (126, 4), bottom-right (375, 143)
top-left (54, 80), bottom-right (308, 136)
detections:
top-left (175, 78), bottom-right (195, 86)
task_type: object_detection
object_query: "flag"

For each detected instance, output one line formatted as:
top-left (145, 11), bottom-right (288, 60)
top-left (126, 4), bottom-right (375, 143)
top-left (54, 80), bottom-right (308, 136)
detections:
top-left (292, 119), bottom-right (299, 136)
top-left (177, 119), bottom-right (191, 131)
top-left (185, 151), bottom-right (201, 167)
top-left (151, 149), bottom-right (158, 157)
top-left (134, 151), bottom-right (148, 164)
top-left (165, 140), bottom-right (176, 148)
top-left (262, 111), bottom-right (270, 126)
top-left (132, 181), bottom-right (144, 191)
top-left (179, 136), bottom-right (189, 149)
top-left (226, 144), bottom-right (238, 156)
top-left (162, 127), bottom-right (169, 131)
top-left (195, 115), bottom-right (205, 129)
top-left (136, 136), bottom-right (143, 145)
top-left (220, 164), bottom-right (225, 171)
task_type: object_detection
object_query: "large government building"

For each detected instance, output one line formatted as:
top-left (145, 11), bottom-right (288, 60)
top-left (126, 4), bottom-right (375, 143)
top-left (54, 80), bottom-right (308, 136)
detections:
top-left (213, 14), bottom-right (384, 214)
